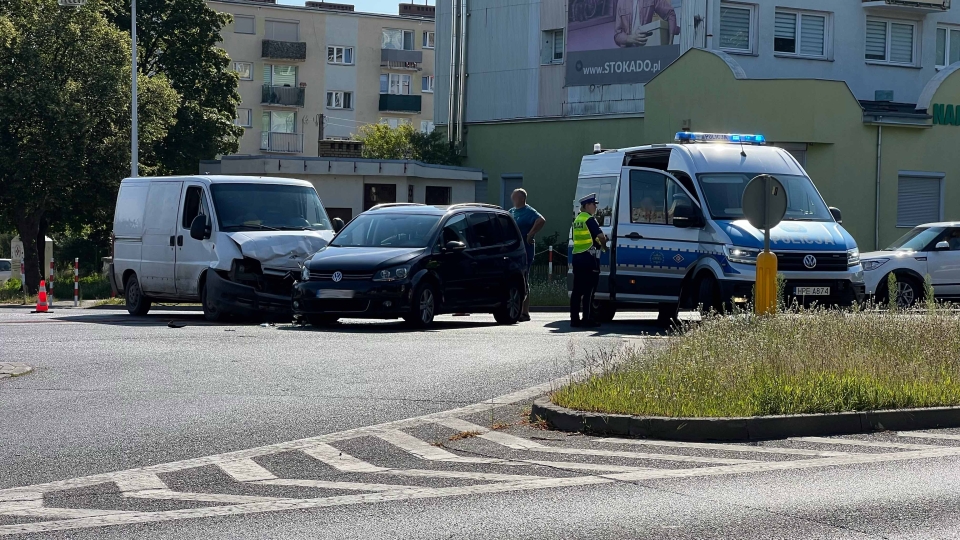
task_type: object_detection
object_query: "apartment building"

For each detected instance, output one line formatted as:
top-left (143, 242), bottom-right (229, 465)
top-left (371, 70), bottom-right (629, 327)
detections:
top-left (435, 0), bottom-right (960, 251)
top-left (209, 0), bottom-right (436, 157)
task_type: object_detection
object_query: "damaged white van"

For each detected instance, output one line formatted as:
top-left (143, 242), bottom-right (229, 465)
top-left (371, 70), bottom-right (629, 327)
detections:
top-left (110, 176), bottom-right (336, 320)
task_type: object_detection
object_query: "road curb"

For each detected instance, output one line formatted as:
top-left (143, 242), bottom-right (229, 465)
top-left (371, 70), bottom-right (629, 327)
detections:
top-left (530, 397), bottom-right (960, 442)
top-left (0, 362), bottom-right (33, 380)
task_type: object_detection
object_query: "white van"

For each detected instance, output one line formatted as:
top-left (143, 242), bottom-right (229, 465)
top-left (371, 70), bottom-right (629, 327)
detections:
top-left (110, 175), bottom-right (335, 320)
top-left (570, 132), bottom-right (865, 323)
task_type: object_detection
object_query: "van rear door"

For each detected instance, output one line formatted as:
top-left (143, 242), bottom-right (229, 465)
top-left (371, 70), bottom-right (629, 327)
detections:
top-left (140, 180), bottom-right (183, 295)
top-left (614, 168), bottom-right (701, 303)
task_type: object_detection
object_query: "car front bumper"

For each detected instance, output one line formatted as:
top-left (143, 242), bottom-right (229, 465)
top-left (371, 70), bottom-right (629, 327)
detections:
top-left (292, 280), bottom-right (414, 318)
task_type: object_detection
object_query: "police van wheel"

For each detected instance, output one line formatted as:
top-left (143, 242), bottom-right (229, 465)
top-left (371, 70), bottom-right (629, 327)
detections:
top-left (592, 300), bottom-right (616, 323)
top-left (696, 274), bottom-right (721, 314)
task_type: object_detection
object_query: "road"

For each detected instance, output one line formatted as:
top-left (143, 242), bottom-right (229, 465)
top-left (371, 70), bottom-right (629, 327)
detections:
top-left (3, 308), bottom-right (960, 539)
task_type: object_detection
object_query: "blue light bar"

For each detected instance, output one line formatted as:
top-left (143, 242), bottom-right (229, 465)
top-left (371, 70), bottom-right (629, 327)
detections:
top-left (674, 132), bottom-right (766, 145)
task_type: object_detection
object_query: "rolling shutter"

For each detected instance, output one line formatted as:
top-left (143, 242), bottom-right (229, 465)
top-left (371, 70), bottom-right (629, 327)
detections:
top-left (800, 14), bottom-right (825, 56)
top-left (774, 12), bottom-right (796, 53)
top-left (265, 20), bottom-right (298, 41)
top-left (865, 19), bottom-right (887, 60)
top-left (897, 176), bottom-right (941, 227)
top-left (719, 6), bottom-right (751, 50)
top-left (890, 22), bottom-right (914, 63)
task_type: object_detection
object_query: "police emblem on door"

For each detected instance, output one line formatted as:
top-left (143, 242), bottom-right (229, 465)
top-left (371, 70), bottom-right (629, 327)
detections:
top-left (332, 271), bottom-right (343, 282)
top-left (803, 255), bottom-right (817, 269)
top-left (650, 251), bottom-right (664, 266)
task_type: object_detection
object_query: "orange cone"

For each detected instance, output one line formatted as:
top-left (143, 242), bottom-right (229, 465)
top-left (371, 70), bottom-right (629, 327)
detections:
top-left (36, 280), bottom-right (48, 313)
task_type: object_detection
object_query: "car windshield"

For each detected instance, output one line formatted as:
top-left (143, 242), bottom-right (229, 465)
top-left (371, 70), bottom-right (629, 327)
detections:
top-left (884, 226), bottom-right (944, 251)
top-left (331, 213), bottom-right (441, 248)
top-left (210, 183), bottom-right (332, 232)
top-left (697, 173), bottom-right (833, 222)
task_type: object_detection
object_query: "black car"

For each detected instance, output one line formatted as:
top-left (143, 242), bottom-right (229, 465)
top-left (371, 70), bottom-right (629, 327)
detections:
top-left (292, 203), bottom-right (528, 327)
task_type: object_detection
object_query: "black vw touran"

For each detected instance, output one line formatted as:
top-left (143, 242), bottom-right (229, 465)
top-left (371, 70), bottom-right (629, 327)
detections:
top-left (292, 203), bottom-right (528, 327)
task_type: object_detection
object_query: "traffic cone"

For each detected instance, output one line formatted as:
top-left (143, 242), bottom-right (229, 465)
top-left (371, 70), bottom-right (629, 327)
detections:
top-left (35, 280), bottom-right (49, 313)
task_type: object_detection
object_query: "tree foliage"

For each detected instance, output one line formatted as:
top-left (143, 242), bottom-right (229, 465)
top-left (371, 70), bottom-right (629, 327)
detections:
top-left (356, 124), bottom-right (462, 166)
top-left (0, 0), bottom-right (179, 291)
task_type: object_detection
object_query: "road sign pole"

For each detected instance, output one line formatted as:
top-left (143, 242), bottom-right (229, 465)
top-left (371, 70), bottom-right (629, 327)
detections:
top-left (742, 174), bottom-right (786, 316)
top-left (131, 0), bottom-right (138, 178)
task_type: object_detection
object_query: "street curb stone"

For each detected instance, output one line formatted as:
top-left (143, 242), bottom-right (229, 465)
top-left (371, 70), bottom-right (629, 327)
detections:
top-left (0, 362), bottom-right (33, 380)
top-left (531, 397), bottom-right (960, 442)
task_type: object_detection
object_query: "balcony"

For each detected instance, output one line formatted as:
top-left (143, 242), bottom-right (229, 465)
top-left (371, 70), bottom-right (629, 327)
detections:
top-left (380, 48), bottom-right (423, 70)
top-left (379, 94), bottom-right (421, 113)
top-left (262, 39), bottom-right (307, 61)
top-left (260, 132), bottom-right (303, 154)
top-left (261, 85), bottom-right (305, 107)
top-left (862, 0), bottom-right (949, 12)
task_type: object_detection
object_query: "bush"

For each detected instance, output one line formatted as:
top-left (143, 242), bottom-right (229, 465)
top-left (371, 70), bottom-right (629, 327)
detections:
top-left (552, 308), bottom-right (960, 417)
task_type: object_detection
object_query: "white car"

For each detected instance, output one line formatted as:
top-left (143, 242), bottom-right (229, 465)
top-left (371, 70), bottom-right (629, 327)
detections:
top-left (0, 259), bottom-right (10, 284)
top-left (861, 222), bottom-right (960, 307)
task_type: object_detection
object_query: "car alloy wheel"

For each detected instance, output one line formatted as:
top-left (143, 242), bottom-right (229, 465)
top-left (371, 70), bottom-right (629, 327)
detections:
top-left (507, 286), bottom-right (521, 320)
top-left (419, 288), bottom-right (435, 324)
top-left (896, 281), bottom-right (916, 308)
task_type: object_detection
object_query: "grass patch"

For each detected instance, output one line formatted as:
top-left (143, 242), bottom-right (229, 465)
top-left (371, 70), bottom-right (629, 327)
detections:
top-left (552, 309), bottom-right (960, 418)
top-left (528, 278), bottom-right (567, 307)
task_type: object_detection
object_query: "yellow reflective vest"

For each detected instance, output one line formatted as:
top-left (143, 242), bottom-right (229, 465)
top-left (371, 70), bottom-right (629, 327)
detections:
top-left (572, 212), bottom-right (594, 255)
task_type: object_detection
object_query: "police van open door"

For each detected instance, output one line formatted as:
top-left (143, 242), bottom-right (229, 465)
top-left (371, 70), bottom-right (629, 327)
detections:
top-left (569, 176), bottom-right (617, 317)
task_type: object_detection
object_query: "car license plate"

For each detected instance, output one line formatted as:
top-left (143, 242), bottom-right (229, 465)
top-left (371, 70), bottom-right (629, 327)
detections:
top-left (794, 287), bottom-right (830, 296)
top-left (318, 289), bottom-right (354, 299)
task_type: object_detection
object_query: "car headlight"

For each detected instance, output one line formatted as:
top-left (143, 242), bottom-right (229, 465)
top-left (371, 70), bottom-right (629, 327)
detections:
top-left (725, 246), bottom-right (760, 265)
top-left (301, 265), bottom-right (310, 282)
top-left (862, 258), bottom-right (888, 271)
top-left (373, 266), bottom-right (410, 282)
top-left (847, 249), bottom-right (861, 267)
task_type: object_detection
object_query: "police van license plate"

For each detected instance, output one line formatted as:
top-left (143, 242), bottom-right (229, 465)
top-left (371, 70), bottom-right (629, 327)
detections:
top-left (318, 289), bottom-right (354, 299)
top-left (794, 287), bottom-right (829, 296)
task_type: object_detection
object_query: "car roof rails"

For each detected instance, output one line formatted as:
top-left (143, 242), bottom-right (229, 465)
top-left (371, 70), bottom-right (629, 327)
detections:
top-left (447, 203), bottom-right (503, 210)
top-left (368, 203), bottom-right (425, 210)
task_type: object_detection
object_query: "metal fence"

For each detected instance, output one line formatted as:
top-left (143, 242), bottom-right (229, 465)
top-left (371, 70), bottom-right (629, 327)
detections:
top-left (260, 132), bottom-right (304, 153)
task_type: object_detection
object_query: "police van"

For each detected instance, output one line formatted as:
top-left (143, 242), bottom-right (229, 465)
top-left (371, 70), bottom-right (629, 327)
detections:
top-left (569, 132), bottom-right (865, 323)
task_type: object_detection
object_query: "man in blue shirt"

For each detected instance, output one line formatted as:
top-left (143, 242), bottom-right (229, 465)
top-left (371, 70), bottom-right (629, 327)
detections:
top-left (509, 188), bottom-right (545, 322)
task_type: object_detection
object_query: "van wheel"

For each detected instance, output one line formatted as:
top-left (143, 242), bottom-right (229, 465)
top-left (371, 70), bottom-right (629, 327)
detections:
top-left (494, 280), bottom-right (523, 325)
top-left (404, 283), bottom-right (436, 328)
top-left (592, 300), bottom-right (616, 323)
top-left (125, 275), bottom-right (151, 316)
top-left (696, 274), bottom-right (721, 314)
top-left (201, 275), bottom-right (227, 322)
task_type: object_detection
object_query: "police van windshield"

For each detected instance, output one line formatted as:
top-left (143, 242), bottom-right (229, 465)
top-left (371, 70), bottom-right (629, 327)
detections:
top-left (573, 176), bottom-right (616, 227)
top-left (211, 184), bottom-right (332, 232)
top-left (697, 173), bottom-right (833, 222)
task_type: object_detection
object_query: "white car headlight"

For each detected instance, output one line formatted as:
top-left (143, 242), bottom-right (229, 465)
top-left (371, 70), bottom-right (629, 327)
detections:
top-left (847, 249), bottom-right (861, 267)
top-left (862, 258), bottom-right (889, 271)
top-left (373, 266), bottom-right (411, 282)
top-left (725, 246), bottom-right (760, 265)
top-left (301, 266), bottom-right (310, 281)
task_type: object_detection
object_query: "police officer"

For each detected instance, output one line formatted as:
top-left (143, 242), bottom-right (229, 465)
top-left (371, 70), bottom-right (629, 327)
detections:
top-left (570, 194), bottom-right (607, 328)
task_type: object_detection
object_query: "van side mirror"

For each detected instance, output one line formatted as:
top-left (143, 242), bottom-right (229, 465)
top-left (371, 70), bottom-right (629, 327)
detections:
top-left (935, 240), bottom-right (950, 251)
top-left (190, 215), bottom-right (211, 241)
top-left (444, 240), bottom-right (466, 252)
top-left (332, 217), bottom-right (345, 233)
top-left (829, 207), bottom-right (842, 224)
top-left (671, 203), bottom-right (701, 229)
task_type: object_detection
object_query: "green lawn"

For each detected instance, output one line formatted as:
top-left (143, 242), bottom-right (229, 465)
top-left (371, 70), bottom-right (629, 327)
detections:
top-left (552, 309), bottom-right (960, 418)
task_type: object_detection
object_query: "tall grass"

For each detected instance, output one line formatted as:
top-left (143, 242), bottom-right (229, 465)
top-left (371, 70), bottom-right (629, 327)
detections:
top-left (552, 308), bottom-right (960, 417)
top-left (528, 278), bottom-right (567, 307)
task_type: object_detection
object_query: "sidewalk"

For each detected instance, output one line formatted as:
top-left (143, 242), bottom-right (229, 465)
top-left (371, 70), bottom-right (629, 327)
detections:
top-left (0, 362), bottom-right (32, 379)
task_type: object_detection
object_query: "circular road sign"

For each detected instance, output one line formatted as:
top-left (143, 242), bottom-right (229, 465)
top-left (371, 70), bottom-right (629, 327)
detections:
top-left (741, 174), bottom-right (787, 231)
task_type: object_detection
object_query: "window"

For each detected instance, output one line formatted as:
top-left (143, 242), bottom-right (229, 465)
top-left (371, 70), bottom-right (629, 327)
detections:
top-left (233, 61), bottom-right (253, 80)
top-left (325, 207), bottom-right (353, 224)
top-left (326, 91), bottom-right (353, 109)
top-left (630, 171), bottom-right (667, 224)
top-left (234, 15), bottom-right (255, 34)
top-left (382, 28), bottom-right (414, 50)
top-left (865, 18), bottom-right (917, 65)
top-left (408, 184), bottom-right (415, 203)
top-left (422, 75), bottom-right (434, 93)
top-left (718, 3), bottom-right (756, 53)
top-left (774, 10), bottom-right (828, 58)
top-left (466, 213), bottom-right (500, 248)
top-left (423, 31), bottom-right (435, 48)
top-left (382, 73), bottom-right (411, 95)
top-left (363, 184), bottom-right (397, 211)
top-left (380, 117), bottom-right (410, 129)
top-left (235, 108), bottom-right (252, 127)
top-left (265, 19), bottom-right (299, 41)
top-left (440, 214), bottom-right (471, 247)
top-left (181, 186), bottom-right (208, 229)
top-left (497, 214), bottom-right (522, 246)
top-left (573, 176), bottom-right (616, 223)
top-left (264, 64), bottom-right (297, 86)
top-left (425, 186), bottom-right (451, 206)
top-left (897, 174), bottom-right (943, 227)
top-left (262, 110), bottom-right (296, 133)
top-left (420, 120), bottom-right (435, 133)
top-left (327, 46), bottom-right (354, 65)
top-left (541, 29), bottom-right (564, 64)
top-left (936, 26), bottom-right (960, 68)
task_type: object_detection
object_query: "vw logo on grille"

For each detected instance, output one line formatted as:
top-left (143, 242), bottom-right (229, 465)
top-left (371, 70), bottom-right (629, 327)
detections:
top-left (331, 271), bottom-right (343, 282)
top-left (803, 255), bottom-right (817, 269)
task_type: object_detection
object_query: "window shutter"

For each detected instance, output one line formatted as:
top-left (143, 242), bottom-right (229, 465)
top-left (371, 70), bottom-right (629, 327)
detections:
top-left (897, 177), bottom-right (941, 227)
top-left (719, 6), bottom-right (751, 50)
top-left (234, 15), bottom-right (255, 34)
top-left (800, 14), bottom-right (825, 56)
top-left (380, 74), bottom-right (388, 93)
top-left (554, 30), bottom-right (564, 61)
top-left (265, 20), bottom-right (298, 41)
top-left (272, 65), bottom-right (296, 86)
top-left (774, 11), bottom-right (796, 53)
top-left (865, 19), bottom-right (887, 60)
top-left (890, 23), bottom-right (914, 63)
top-left (541, 31), bottom-right (554, 64)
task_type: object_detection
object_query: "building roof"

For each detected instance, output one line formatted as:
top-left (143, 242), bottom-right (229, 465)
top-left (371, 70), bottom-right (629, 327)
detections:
top-left (210, 156), bottom-right (484, 181)
top-left (208, 0), bottom-right (435, 21)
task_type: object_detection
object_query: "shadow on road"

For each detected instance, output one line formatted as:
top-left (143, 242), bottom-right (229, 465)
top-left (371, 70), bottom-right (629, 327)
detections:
top-left (280, 318), bottom-right (500, 333)
top-left (49, 313), bottom-right (216, 327)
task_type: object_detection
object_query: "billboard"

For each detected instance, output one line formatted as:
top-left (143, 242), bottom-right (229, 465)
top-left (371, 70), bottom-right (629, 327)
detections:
top-left (566, 0), bottom-right (682, 86)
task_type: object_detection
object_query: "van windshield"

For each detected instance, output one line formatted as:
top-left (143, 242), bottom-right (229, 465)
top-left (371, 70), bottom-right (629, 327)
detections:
top-left (210, 184), bottom-right (332, 232)
top-left (331, 213), bottom-right (441, 248)
top-left (697, 173), bottom-right (833, 222)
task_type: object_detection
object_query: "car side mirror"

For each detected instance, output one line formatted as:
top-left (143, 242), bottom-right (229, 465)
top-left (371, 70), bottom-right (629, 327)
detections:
top-left (829, 207), bottom-right (842, 224)
top-left (190, 215), bottom-right (211, 240)
top-left (936, 240), bottom-right (950, 251)
top-left (444, 240), bottom-right (466, 252)
top-left (671, 204), bottom-right (701, 229)
top-left (332, 217), bottom-right (345, 233)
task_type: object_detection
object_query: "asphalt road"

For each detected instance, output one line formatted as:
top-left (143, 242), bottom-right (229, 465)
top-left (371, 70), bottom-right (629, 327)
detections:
top-left (3, 308), bottom-right (960, 539)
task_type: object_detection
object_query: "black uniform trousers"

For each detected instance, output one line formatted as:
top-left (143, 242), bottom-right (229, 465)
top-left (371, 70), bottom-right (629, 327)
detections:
top-left (570, 251), bottom-right (600, 323)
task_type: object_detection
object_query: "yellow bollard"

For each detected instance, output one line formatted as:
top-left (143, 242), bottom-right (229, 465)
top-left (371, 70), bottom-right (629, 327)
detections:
top-left (755, 249), bottom-right (778, 315)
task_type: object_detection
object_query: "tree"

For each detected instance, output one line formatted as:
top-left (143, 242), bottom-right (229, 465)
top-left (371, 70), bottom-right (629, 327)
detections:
top-left (356, 124), bottom-right (462, 166)
top-left (0, 0), bottom-right (179, 292)
top-left (103, 0), bottom-right (243, 174)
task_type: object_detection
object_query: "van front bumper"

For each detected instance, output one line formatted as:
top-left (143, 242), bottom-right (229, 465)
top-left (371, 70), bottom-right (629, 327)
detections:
top-left (720, 278), bottom-right (865, 307)
top-left (206, 270), bottom-right (293, 320)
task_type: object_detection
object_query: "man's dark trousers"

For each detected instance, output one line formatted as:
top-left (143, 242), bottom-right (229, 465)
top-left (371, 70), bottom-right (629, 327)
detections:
top-left (570, 252), bottom-right (599, 323)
